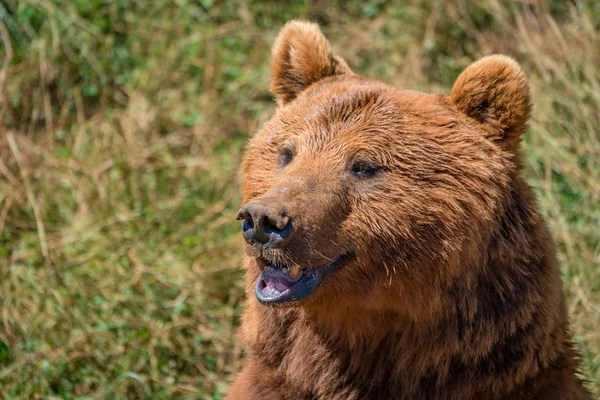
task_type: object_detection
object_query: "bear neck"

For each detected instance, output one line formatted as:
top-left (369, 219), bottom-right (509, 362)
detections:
top-left (245, 179), bottom-right (580, 399)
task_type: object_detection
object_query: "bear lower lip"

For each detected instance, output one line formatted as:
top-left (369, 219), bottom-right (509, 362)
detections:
top-left (255, 253), bottom-right (353, 305)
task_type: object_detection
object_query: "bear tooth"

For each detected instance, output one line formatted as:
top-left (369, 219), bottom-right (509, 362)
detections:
top-left (289, 264), bottom-right (301, 279)
top-left (282, 267), bottom-right (288, 274)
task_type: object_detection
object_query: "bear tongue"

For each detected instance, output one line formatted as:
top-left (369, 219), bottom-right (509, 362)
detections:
top-left (264, 276), bottom-right (292, 292)
top-left (261, 267), bottom-right (303, 294)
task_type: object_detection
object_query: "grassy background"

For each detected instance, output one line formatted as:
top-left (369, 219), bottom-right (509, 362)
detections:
top-left (0, 0), bottom-right (598, 398)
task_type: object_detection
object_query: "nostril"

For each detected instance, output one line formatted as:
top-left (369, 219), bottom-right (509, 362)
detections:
top-left (262, 217), bottom-right (280, 234)
top-left (242, 218), bottom-right (254, 233)
top-left (278, 219), bottom-right (294, 240)
top-left (264, 218), bottom-right (294, 247)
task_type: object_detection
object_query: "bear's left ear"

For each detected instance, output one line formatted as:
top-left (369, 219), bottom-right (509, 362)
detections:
top-left (450, 55), bottom-right (531, 151)
top-left (270, 21), bottom-right (353, 105)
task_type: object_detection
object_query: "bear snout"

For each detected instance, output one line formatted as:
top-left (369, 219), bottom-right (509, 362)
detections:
top-left (236, 199), bottom-right (294, 248)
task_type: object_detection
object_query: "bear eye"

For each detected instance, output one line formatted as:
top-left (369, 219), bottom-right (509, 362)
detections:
top-left (351, 161), bottom-right (380, 178)
top-left (279, 147), bottom-right (294, 167)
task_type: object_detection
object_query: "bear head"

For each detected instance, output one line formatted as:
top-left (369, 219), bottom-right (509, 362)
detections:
top-left (237, 21), bottom-right (531, 315)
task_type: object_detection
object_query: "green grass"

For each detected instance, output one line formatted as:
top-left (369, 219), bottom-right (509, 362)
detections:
top-left (0, 0), bottom-right (599, 398)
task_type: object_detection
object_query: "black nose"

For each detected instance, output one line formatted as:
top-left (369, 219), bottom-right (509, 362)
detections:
top-left (236, 201), bottom-right (294, 248)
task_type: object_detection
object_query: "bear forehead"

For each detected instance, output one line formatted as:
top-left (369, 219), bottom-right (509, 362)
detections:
top-left (262, 76), bottom-right (470, 150)
top-left (278, 77), bottom-right (451, 123)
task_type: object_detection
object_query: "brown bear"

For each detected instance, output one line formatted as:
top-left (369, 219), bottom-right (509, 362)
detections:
top-left (226, 21), bottom-right (592, 400)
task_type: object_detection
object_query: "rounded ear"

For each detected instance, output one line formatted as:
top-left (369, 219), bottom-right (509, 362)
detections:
top-left (270, 20), bottom-right (353, 105)
top-left (450, 55), bottom-right (531, 151)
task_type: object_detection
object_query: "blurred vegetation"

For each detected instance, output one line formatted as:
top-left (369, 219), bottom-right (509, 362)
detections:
top-left (0, 0), bottom-right (598, 398)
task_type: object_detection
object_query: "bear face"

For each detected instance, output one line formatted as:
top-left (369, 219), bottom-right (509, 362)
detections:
top-left (237, 21), bottom-right (531, 311)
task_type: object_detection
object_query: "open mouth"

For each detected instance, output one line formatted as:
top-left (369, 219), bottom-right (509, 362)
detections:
top-left (255, 252), bottom-right (353, 305)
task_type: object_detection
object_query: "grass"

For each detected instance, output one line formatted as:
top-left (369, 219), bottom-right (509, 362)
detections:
top-left (0, 0), bottom-right (598, 398)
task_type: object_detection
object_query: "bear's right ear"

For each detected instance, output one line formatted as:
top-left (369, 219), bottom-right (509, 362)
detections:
top-left (270, 21), bottom-right (353, 105)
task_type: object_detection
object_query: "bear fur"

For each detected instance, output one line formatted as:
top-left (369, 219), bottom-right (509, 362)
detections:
top-left (226, 21), bottom-right (592, 400)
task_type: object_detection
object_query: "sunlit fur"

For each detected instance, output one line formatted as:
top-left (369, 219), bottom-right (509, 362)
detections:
top-left (226, 21), bottom-right (592, 400)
